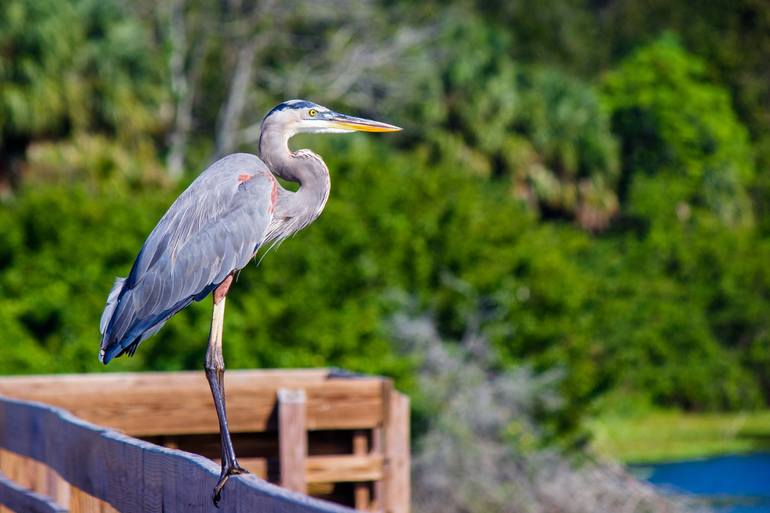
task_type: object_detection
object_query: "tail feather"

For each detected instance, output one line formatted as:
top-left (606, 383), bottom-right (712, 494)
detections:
top-left (99, 276), bottom-right (220, 365)
top-left (100, 277), bottom-right (126, 335)
top-left (99, 277), bottom-right (126, 363)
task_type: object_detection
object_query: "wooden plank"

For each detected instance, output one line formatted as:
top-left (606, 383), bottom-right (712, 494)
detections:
top-left (352, 431), bottom-right (371, 510)
top-left (232, 457), bottom-right (268, 479)
top-left (0, 369), bottom-right (330, 390)
top-left (0, 450), bottom-right (25, 487)
top-left (23, 457), bottom-right (48, 495)
top-left (307, 483), bottom-right (335, 497)
top-left (383, 392), bottom-right (410, 513)
top-left (0, 396), bottom-right (358, 513)
top-left (69, 486), bottom-right (118, 513)
top-left (371, 379), bottom-right (391, 513)
top-left (371, 428), bottom-right (384, 512)
top-left (278, 389), bottom-right (307, 494)
top-left (0, 471), bottom-right (67, 513)
top-left (144, 432), bottom-right (280, 460)
top-left (0, 453), bottom-right (70, 510)
top-left (306, 455), bottom-right (383, 483)
top-left (70, 486), bottom-right (100, 513)
top-left (45, 468), bottom-right (71, 509)
top-left (0, 371), bottom-right (384, 435)
top-left (224, 454), bottom-right (385, 485)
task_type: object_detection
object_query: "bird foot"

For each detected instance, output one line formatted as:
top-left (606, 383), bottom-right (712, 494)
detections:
top-left (212, 463), bottom-right (249, 507)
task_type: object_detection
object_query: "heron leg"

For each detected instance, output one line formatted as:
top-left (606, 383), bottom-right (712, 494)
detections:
top-left (205, 276), bottom-right (246, 506)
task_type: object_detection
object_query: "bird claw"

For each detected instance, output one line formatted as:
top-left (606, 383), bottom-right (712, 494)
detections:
top-left (212, 464), bottom-right (249, 507)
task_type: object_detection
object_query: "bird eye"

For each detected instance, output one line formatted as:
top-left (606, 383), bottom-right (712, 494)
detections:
top-left (308, 109), bottom-right (318, 117)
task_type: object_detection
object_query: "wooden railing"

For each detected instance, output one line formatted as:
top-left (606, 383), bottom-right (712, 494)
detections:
top-left (0, 369), bottom-right (409, 513)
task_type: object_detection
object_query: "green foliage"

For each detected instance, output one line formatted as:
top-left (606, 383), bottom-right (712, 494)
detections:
top-left (577, 37), bottom-right (767, 410)
top-left (0, 0), bottom-right (165, 186)
top-left (0, 181), bottom-right (172, 374)
top-left (602, 36), bottom-right (754, 226)
top-left (2, 0), bottom-right (770, 448)
top-left (0, 0), bottom-right (80, 138)
top-left (423, 14), bottom-right (619, 230)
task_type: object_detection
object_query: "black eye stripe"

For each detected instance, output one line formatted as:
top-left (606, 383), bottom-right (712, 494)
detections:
top-left (265, 100), bottom-right (316, 117)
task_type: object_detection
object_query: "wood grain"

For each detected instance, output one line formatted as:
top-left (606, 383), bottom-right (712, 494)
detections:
top-left (44, 468), bottom-right (71, 509)
top-left (0, 370), bottom-right (411, 512)
top-left (383, 392), bottom-right (410, 513)
top-left (278, 389), bottom-right (307, 494)
top-left (231, 457), bottom-right (269, 479)
top-left (352, 431), bottom-right (371, 510)
top-left (370, 428), bottom-right (384, 512)
top-left (306, 455), bottom-right (383, 483)
top-left (0, 471), bottom-right (67, 513)
top-left (0, 370), bottom-right (384, 436)
top-left (0, 395), bottom-right (358, 513)
top-left (70, 486), bottom-right (100, 513)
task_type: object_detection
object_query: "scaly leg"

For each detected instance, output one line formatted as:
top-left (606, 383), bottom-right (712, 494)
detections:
top-left (205, 276), bottom-right (246, 506)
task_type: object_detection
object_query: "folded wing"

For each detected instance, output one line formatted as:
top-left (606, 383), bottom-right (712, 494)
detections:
top-left (99, 154), bottom-right (276, 363)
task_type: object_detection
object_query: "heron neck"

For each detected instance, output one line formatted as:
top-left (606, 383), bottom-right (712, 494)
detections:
top-left (259, 124), bottom-right (331, 229)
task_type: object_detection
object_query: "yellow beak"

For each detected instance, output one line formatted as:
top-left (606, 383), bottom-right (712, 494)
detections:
top-left (328, 113), bottom-right (402, 132)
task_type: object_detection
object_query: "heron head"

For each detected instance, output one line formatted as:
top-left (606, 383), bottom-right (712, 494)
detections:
top-left (263, 99), bottom-right (401, 136)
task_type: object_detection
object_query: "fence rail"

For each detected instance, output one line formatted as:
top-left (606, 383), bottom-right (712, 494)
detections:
top-left (0, 369), bottom-right (409, 513)
top-left (0, 395), bottom-right (355, 513)
top-left (0, 471), bottom-right (66, 513)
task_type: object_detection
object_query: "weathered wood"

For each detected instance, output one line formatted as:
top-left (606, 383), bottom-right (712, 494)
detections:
top-left (235, 454), bottom-right (384, 484)
top-left (146, 432), bottom-right (280, 460)
top-left (0, 450), bottom-right (27, 491)
top-left (232, 457), bottom-right (269, 479)
top-left (19, 457), bottom-right (47, 495)
top-left (307, 455), bottom-right (383, 483)
top-left (383, 393), bottom-right (410, 513)
top-left (0, 471), bottom-right (67, 513)
top-left (68, 486), bottom-right (118, 513)
top-left (278, 389), bottom-right (307, 494)
top-left (70, 486), bottom-right (100, 513)
top-left (354, 483), bottom-right (371, 512)
top-left (371, 428), bottom-right (384, 512)
top-left (0, 370), bottom-right (411, 511)
top-left (352, 431), bottom-right (371, 510)
top-left (0, 452), bottom-right (70, 509)
top-left (0, 396), bottom-right (357, 513)
top-left (0, 370), bottom-right (384, 436)
top-left (371, 379), bottom-right (392, 513)
top-left (45, 468), bottom-right (71, 509)
top-left (0, 369), bottom-right (329, 390)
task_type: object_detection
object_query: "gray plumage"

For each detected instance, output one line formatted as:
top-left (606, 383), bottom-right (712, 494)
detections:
top-left (99, 154), bottom-right (276, 363)
top-left (97, 99), bottom-right (400, 504)
top-left (98, 99), bottom-right (399, 364)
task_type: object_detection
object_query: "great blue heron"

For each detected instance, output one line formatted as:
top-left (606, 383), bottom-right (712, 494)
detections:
top-left (98, 99), bottom-right (400, 505)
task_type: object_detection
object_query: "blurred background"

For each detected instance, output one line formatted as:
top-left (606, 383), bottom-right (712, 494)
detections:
top-left (2, 0), bottom-right (770, 511)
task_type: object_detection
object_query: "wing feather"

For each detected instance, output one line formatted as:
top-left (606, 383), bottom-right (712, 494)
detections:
top-left (99, 153), bottom-right (276, 363)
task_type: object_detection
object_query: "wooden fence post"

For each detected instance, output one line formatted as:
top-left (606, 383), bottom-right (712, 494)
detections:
top-left (383, 392), bottom-right (410, 513)
top-left (278, 388), bottom-right (307, 494)
top-left (371, 428), bottom-right (383, 512)
top-left (353, 430), bottom-right (371, 510)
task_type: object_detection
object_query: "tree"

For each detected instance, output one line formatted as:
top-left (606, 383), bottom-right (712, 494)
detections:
top-left (0, 0), bottom-right (164, 190)
top-left (602, 36), bottom-right (755, 227)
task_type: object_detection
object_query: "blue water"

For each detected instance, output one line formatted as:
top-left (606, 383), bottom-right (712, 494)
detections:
top-left (635, 453), bottom-right (770, 513)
